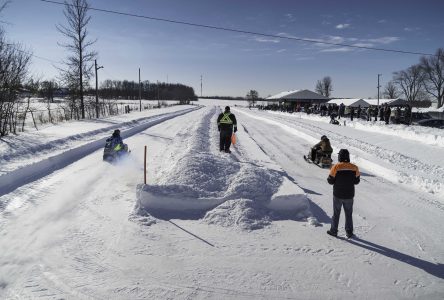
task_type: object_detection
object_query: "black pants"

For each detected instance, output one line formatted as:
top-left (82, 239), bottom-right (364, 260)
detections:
top-left (220, 130), bottom-right (232, 151)
top-left (330, 196), bottom-right (354, 234)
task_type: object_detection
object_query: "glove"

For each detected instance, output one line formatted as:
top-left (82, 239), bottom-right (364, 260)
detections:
top-left (234, 128), bottom-right (237, 133)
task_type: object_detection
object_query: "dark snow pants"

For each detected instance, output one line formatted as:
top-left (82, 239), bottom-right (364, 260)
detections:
top-left (330, 196), bottom-right (354, 234)
top-left (219, 129), bottom-right (232, 151)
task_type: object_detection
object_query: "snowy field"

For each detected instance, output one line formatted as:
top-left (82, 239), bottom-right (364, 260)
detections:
top-left (0, 99), bottom-right (443, 299)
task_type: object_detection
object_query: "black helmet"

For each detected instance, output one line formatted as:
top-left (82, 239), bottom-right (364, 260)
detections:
top-left (112, 129), bottom-right (121, 137)
top-left (338, 149), bottom-right (350, 162)
top-left (321, 135), bottom-right (328, 141)
top-left (225, 106), bottom-right (230, 111)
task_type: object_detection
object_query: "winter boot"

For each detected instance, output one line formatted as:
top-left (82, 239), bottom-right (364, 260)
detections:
top-left (327, 230), bottom-right (337, 237)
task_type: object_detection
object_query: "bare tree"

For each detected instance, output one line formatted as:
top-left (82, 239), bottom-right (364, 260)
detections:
top-left (41, 80), bottom-right (58, 102)
top-left (393, 65), bottom-right (425, 102)
top-left (0, 1), bottom-right (32, 136)
top-left (383, 81), bottom-right (399, 99)
top-left (315, 76), bottom-right (333, 97)
top-left (246, 90), bottom-right (259, 107)
top-left (420, 48), bottom-right (444, 108)
top-left (57, 0), bottom-right (97, 119)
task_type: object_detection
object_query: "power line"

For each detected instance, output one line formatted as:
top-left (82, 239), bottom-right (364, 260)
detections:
top-left (6, 43), bottom-right (62, 64)
top-left (39, 0), bottom-right (434, 56)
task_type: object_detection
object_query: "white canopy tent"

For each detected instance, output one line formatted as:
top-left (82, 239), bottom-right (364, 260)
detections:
top-left (327, 98), bottom-right (370, 108)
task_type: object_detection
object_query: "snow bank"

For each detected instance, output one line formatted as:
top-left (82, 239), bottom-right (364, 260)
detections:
top-left (135, 107), bottom-right (311, 229)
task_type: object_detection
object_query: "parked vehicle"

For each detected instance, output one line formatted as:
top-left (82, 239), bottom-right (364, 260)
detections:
top-left (411, 112), bottom-right (433, 124)
top-left (416, 119), bottom-right (444, 129)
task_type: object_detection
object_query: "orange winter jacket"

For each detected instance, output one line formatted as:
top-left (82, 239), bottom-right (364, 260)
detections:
top-left (327, 162), bottom-right (360, 199)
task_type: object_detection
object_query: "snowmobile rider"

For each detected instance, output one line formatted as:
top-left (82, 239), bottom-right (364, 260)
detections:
top-left (327, 149), bottom-right (360, 238)
top-left (217, 106), bottom-right (237, 153)
top-left (109, 129), bottom-right (127, 153)
top-left (311, 135), bottom-right (333, 162)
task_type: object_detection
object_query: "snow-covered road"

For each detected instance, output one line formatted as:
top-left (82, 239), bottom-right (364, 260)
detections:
top-left (0, 102), bottom-right (443, 299)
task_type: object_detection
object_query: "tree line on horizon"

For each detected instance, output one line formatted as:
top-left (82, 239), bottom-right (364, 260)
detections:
top-left (0, 0), bottom-right (196, 136)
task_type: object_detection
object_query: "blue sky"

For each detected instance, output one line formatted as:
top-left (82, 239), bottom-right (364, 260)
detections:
top-left (3, 0), bottom-right (444, 98)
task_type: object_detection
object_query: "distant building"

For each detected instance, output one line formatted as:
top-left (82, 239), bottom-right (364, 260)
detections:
top-left (54, 88), bottom-right (69, 98)
top-left (17, 88), bottom-right (32, 98)
top-left (266, 89), bottom-right (329, 107)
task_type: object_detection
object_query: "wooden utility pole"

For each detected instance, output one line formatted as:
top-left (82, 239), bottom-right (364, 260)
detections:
top-left (95, 59), bottom-right (103, 118)
top-left (377, 74), bottom-right (382, 111)
top-left (157, 80), bottom-right (160, 108)
top-left (139, 68), bottom-right (142, 112)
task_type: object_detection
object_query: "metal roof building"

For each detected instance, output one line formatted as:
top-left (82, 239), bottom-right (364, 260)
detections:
top-left (266, 89), bottom-right (329, 104)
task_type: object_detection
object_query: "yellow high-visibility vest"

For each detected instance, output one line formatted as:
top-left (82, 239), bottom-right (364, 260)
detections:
top-left (219, 113), bottom-right (233, 124)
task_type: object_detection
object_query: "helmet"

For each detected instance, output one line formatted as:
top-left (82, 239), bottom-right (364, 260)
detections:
top-left (225, 106), bottom-right (230, 111)
top-left (321, 135), bottom-right (328, 141)
top-left (338, 149), bottom-right (350, 162)
top-left (112, 129), bottom-right (121, 137)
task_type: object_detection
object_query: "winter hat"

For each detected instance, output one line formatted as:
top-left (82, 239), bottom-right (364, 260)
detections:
top-left (112, 129), bottom-right (121, 137)
top-left (338, 149), bottom-right (350, 162)
top-left (225, 106), bottom-right (230, 111)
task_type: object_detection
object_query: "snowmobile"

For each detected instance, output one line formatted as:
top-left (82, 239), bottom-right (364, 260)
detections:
top-left (329, 114), bottom-right (340, 125)
top-left (304, 150), bottom-right (333, 168)
top-left (102, 138), bottom-right (130, 163)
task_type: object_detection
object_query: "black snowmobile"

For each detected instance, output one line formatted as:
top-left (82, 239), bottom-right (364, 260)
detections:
top-left (329, 114), bottom-right (340, 125)
top-left (304, 150), bottom-right (333, 168)
top-left (102, 138), bottom-right (130, 163)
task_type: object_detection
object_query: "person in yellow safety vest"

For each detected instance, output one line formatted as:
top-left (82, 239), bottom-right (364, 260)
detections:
top-left (217, 106), bottom-right (237, 153)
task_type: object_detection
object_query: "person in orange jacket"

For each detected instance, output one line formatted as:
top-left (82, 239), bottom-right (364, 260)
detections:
top-left (326, 149), bottom-right (360, 238)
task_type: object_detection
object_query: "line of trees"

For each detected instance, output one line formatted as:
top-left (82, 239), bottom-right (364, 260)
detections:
top-left (97, 80), bottom-right (197, 101)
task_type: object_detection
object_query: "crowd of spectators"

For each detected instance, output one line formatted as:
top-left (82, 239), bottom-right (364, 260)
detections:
top-left (256, 102), bottom-right (413, 125)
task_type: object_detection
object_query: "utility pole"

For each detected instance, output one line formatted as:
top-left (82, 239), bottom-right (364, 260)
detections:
top-left (157, 80), bottom-right (160, 108)
top-left (139, 68), bottom-right (141, 112)
top-left (377, 74), bottom-right (382, 110)
top-left (95, 59), bottom-right (104, 118)
top-left (200, 75), bottom-right (202, 97)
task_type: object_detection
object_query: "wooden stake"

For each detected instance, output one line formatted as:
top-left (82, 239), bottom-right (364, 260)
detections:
top-left (144, 145), bottom-right (147, 184)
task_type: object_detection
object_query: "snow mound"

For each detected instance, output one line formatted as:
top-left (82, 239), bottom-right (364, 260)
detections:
top-left (136, 158), bottom-right (311, 227)
top-left (135, 107), bottom-right (311, 227)
top-left (202, 199), bottom-right (272, 230)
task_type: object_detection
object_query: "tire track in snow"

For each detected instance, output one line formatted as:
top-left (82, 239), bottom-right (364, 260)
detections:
top-left (236, 109), bottom-right (444, 201)
top-left (0, 107), bottom-right (199, 198)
